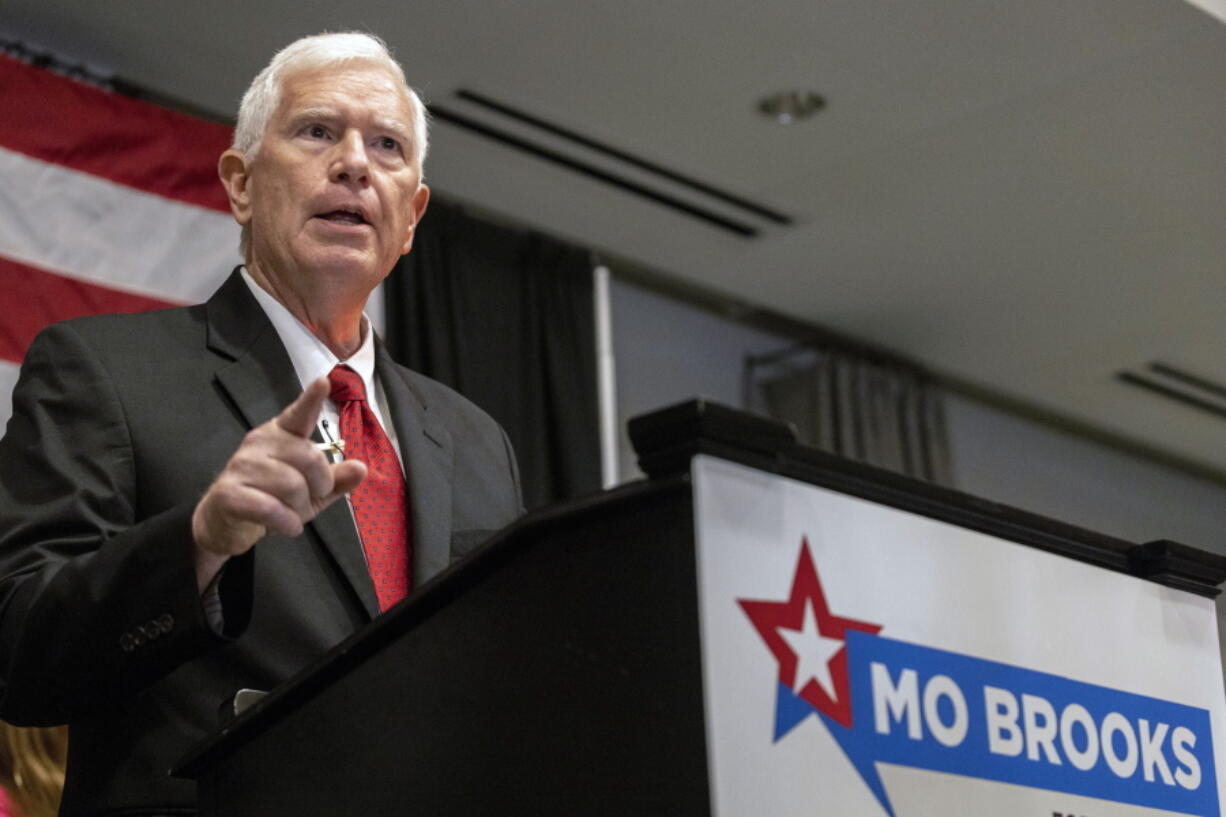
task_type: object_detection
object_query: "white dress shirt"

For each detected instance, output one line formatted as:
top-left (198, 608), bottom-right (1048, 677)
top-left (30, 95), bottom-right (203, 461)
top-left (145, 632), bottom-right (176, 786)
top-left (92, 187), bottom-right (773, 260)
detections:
top-left (240, 268), bottom-right (404, 470)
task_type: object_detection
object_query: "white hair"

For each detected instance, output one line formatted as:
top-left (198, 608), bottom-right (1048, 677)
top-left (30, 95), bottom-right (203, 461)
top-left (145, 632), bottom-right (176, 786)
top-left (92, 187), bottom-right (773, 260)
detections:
top-left (233, 31), bottom-right (428, 167)
top-left (230, 32), bottom-right (429, 257)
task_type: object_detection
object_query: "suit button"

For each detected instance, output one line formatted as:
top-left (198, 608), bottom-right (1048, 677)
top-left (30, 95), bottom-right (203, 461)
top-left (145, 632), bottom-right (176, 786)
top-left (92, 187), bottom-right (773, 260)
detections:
top-left (120, 633), bottom-right (135, 652)
top-left (158, 614), bottom-right (174, 633)
top-left (142, 621), bottom-right (160, 640)
top-left (132, 630), bottom-right (146, 647)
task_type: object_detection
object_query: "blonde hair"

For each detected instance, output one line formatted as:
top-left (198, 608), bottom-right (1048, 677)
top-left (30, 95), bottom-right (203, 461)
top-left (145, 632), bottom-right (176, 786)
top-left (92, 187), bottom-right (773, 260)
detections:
top-left (0, 723), bottom-right (68, 817)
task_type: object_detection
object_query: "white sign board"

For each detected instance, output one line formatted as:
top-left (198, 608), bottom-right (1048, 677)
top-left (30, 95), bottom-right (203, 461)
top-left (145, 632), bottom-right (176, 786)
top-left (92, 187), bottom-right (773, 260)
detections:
top-left (693, 455), bottom-right (1226, 817)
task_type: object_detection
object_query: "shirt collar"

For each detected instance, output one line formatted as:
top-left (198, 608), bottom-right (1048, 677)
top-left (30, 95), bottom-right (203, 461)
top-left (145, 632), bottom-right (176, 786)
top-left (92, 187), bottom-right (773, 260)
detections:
top-left (240, 267), bottom-right (376, 389)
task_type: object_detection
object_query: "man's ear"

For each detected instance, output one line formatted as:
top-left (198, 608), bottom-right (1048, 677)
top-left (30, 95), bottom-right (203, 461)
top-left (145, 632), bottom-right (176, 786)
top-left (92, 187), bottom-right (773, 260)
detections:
top-left (400, 184), bottom-right (431, 255)
top-left (218, 149), bottom-right (254, 227)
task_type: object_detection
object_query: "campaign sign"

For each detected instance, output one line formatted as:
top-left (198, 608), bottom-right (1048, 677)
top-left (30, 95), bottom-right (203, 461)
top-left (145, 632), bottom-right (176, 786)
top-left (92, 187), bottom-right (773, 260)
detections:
top-left (692, 455), bottom-right (1226, 817)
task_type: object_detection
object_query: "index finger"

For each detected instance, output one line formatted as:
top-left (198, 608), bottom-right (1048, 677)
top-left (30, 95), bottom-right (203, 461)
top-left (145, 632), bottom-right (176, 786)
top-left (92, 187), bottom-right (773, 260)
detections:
top-left (275, 376), bottom-right (331, 439)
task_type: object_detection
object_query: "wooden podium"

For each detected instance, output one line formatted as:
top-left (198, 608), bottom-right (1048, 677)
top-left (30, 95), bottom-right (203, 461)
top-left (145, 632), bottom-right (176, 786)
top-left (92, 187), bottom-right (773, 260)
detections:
top-left (176, 400), bottom-right (1226, 816)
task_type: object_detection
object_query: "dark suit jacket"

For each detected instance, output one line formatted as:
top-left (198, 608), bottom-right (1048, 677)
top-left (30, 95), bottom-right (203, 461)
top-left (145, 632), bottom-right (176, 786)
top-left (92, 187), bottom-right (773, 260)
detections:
top-left (0, 271), bottom-right (523, 815)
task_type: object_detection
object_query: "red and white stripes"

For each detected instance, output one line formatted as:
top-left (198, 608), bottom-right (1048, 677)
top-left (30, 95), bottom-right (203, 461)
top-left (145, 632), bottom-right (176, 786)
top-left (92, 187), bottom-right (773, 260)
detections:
top-left (0, 53), bottom-right (239, 424)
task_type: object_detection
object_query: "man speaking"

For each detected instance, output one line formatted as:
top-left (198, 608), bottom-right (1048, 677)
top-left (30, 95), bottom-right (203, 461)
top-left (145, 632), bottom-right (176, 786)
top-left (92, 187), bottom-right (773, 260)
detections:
top-left (0, 32), bottom-right (522, 814)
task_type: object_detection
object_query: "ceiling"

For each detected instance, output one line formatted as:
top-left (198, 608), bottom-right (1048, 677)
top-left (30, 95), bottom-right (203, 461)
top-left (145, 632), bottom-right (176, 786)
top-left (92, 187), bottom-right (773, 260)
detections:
top-left (4, 0), bottom-right (1226, 475)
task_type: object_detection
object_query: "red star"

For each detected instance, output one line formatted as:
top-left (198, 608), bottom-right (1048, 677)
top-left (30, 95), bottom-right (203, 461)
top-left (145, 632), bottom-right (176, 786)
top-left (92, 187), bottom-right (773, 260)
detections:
top-left (738, 537), bottom-right (881, 728)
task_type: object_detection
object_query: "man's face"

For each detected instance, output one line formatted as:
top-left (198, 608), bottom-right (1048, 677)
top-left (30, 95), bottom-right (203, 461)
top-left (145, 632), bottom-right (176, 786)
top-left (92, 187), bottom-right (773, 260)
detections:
top-left (236, 63), bottom-right (429, 298)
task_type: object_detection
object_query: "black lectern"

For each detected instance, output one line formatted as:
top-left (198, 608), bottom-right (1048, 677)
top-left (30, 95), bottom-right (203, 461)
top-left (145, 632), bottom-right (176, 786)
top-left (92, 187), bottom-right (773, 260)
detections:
top-left (175, 400), bottom-right (1226, 816)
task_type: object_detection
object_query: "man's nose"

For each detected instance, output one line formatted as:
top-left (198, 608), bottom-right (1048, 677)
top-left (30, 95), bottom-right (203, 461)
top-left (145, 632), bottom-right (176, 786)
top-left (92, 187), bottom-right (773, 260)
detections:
top-left (329, 130), bottom-right (369, 184)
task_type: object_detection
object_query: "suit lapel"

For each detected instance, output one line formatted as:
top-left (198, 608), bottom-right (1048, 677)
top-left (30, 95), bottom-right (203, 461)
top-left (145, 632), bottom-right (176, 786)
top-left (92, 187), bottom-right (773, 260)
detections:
top-left (205, 270), bottom-right (380, 618)
top-left (376, 341), bottom-right (454, 587)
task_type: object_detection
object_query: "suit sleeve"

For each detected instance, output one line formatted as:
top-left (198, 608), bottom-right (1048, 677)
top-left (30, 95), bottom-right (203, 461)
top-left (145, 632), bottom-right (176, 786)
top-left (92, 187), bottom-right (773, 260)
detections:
top-left (0, 323), bottom-right (230, 726)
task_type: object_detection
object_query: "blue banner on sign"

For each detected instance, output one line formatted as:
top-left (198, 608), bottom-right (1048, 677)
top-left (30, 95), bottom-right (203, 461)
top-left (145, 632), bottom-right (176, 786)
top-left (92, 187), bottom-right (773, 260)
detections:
top-left (803, 632), bottom-right (1219, 817)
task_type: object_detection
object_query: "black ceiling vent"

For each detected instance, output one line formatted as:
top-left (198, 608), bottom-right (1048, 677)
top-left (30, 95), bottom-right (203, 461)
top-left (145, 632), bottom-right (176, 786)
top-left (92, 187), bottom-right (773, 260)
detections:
top-left (428, 90), bottom-right (792, 238)
top-left (1116, 362), bottom-right (1226, 421)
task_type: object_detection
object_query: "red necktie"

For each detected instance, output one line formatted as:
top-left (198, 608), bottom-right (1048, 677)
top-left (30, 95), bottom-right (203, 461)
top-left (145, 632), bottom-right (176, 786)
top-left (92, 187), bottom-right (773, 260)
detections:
top-left (327, 364), bottom-right (411, 611)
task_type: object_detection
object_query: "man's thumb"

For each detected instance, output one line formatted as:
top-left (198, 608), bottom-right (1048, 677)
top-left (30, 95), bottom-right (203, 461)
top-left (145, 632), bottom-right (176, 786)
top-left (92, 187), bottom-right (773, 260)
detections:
top-left (330, 460), bottom-right (368, 500)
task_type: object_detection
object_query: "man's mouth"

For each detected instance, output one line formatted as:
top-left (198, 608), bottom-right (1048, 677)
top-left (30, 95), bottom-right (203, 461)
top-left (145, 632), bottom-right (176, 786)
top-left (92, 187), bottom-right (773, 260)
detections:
top-left (316, 209), bottom-right (368, 226)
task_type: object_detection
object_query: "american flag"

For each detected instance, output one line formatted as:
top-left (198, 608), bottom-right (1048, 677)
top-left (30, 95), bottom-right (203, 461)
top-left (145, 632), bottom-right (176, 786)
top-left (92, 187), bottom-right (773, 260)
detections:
top-left (0, 52), bottom-right (239, 426)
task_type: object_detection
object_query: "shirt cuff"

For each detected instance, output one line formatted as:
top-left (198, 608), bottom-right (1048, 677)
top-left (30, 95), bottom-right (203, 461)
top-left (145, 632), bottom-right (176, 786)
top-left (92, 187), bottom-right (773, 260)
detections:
top-left (200, 565), bottom-right (226, 634)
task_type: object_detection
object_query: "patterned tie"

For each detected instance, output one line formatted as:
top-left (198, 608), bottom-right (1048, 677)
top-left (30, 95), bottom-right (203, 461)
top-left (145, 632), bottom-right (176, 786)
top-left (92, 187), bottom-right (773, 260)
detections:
top-left (327, 364), bottom-right (411, 611)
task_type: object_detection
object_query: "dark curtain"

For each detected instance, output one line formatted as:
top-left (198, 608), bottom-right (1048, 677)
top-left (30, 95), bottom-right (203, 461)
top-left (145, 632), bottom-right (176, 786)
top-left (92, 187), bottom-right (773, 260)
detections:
top-left (746, 347), bottom-right (953, 485)
top-left (383, 198), bottom-right (600, 509)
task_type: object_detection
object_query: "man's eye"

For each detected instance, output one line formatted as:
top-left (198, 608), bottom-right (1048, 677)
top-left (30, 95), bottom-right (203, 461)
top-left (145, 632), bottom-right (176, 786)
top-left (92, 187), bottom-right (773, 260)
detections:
top-left (378, 136), bottom-right (399, 151)
top-left (307, 125), bottom-right (328, 139)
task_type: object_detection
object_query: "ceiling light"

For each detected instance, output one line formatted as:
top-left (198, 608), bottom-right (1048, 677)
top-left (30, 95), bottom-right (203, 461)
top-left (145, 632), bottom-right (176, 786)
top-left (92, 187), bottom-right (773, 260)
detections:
top-left (757, 90), bottom-right (826, 125)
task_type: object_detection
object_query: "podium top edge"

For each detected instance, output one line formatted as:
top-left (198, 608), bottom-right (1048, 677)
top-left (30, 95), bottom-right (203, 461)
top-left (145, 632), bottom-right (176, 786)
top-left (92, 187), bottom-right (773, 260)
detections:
top-left (626, 398), bottom-right (1226, 597)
